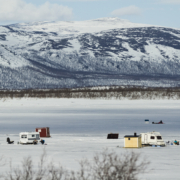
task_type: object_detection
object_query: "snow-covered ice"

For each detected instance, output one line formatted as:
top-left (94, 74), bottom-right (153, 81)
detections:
top-left (0, 98), bottom-right (180, 179)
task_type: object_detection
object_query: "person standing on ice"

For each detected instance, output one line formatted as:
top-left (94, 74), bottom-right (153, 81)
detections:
top-left (40, 139), bottom-right (45, 145)
top-left (174, 140), bottom-right (178, 145)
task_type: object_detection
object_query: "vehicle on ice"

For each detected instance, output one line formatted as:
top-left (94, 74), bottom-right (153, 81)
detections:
top-left (140, 131), bottom-right (165, 147)
top-left (19, 132), bottom-right (40, 144)
top-left (152, 120), bottom-right (164, 124)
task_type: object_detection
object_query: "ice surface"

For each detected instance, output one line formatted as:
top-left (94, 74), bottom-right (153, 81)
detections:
top-left (0, 98), bottom-right (180, 179)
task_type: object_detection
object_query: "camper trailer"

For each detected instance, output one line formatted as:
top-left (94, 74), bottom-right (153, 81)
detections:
top-left (140, 131), bottom-right (165, 147)
top-left (19, 132), bottom-right (40, 144)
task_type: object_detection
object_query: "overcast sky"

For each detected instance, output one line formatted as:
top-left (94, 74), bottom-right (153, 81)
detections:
top-left (0, 0), bottom-right (179, 28)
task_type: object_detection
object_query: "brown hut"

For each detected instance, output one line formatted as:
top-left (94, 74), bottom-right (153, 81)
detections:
top-left (35, 127), bottom-right (51, 138)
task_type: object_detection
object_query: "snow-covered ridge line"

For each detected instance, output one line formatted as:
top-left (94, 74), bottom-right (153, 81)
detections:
top-left (8, 17), bottom-right (152, 35)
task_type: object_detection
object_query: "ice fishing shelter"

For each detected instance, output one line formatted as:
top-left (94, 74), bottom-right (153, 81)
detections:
top-left (144, 119), bottom-right (149, 124)
top-left (107, 133), bottom-right (119, 139)
top-left (124, 132), bottom-right (142, 148)
top-left (36, 127), bottom-right (51, 138)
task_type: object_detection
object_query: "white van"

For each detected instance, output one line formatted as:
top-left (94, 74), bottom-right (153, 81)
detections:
top-left (19, 132), bottom-right (40, 144)
top-left (140, 131), bottom-right (165, 146)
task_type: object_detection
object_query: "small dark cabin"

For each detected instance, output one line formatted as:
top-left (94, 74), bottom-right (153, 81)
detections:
top-left (107, 133), bottom-right (119, 139)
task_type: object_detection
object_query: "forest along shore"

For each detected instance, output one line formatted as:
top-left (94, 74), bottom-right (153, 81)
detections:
top-left (0, 86), bottom-right (180, 99)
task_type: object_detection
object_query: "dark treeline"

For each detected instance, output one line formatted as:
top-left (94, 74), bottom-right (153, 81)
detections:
top-left (1, 86), bottom-right (180, 99)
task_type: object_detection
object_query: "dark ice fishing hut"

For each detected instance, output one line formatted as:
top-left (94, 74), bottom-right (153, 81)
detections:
top-left (35, 127), bottom-right (51, 138)
top-left (107, 133), bottom-right (119, 139)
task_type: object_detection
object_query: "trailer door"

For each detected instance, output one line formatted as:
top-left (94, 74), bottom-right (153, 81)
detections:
top-left (145, 134), bottom-right (148, 144)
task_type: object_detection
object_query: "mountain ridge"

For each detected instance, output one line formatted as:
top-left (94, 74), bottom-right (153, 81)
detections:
top-left (0, 18), bottom-right (180, 89)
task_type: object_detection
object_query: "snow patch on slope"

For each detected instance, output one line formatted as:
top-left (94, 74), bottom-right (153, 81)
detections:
top-left (121, 42), bottom-right (146, 61)
top-left (64, 39), bottom-right (81, 52)
top-left (0, 45), bottom-right (30, 68)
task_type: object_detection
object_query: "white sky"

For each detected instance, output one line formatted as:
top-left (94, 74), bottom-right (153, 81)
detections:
top-left (0, 0), bottom-right (179, 28)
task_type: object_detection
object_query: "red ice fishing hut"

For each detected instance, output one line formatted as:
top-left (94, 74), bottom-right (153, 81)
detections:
top-left (35, 127), bottom-right (51, 138)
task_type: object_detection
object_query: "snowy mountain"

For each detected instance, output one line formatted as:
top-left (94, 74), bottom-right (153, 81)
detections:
top-left (0, 18), bottom-right (180, 89)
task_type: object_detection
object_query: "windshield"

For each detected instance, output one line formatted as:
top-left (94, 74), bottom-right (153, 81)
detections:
top-left (157, 136), bottom-right (162, 140)
top-left (21, 135), bottom-right (27, 138)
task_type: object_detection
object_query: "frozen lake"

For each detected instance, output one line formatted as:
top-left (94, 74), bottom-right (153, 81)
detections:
top-left (0, 98), bottom-right (180, 179)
